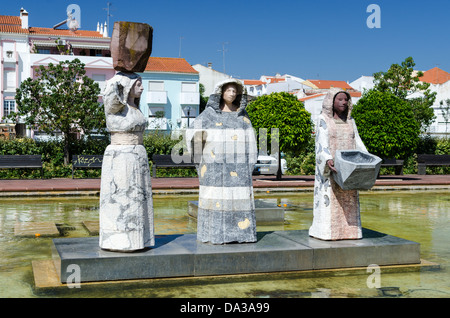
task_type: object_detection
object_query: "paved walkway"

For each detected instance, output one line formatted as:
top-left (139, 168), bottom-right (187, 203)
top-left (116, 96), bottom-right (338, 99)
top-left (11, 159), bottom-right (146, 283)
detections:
top-left (0, 174), bottom-right (449, 196)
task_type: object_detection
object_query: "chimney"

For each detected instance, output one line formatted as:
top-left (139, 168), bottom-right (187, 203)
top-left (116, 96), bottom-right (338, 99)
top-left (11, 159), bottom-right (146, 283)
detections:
top-left (20, 8), bottom-right (29, 29)
top-left (207, 62), bottom-right (212, 69)
top-left (103, 21), bottom-right (108, 37)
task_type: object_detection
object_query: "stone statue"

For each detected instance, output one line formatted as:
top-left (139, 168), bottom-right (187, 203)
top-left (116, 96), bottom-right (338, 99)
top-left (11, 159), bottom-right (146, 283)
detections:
top-left (99, 22), bottom-right (154, 252)
top-left (309, 88), bottom-right (368, 240)
top-left (186, 79), bottom-right (258, 244)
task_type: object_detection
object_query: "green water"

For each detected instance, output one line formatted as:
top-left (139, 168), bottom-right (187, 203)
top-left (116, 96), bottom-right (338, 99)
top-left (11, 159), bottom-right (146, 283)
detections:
top-left (0, 190), bottom-right (449, 298)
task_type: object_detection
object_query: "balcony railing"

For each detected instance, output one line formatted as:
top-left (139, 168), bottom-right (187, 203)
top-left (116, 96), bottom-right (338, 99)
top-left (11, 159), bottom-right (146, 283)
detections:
top-left (148, 117), bottom-right (167, 130)
top-left (147, 91), bottom-right (167, 104)
top-left (180, 91), bottom-right (199, 105)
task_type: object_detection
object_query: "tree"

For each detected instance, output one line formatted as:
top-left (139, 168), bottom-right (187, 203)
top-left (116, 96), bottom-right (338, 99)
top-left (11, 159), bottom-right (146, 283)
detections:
top-left (246, 92), bottom-right (313, 179)
top-left (199, 83), bottom-right (208, 113)
top-left (352, 90), bottom-right (420, 159)
top-left (8, 58), bottom-right (106, 165)
top-left (373, 56), bottom-right (436, 132)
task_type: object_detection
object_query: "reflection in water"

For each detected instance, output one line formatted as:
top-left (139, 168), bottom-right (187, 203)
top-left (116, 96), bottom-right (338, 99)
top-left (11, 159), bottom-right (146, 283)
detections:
top-left (0, 190), bottom-right (449, 298)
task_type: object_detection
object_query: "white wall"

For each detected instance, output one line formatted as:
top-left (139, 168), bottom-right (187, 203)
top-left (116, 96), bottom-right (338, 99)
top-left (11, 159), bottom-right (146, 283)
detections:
top-left (192, 64), bottom-right (231, 97)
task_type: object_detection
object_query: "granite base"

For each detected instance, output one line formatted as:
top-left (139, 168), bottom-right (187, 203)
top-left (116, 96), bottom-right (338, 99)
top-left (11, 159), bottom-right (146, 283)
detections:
top-left (52, 228), bottom-right (420, 283)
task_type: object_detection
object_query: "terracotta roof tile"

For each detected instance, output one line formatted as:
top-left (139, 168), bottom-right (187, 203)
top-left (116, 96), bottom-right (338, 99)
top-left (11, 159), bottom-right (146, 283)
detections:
top-left (145, 57), bottom-right (198, 74)
top-left (29, 27), bottom-right (104, 38)
top-left (0, 15), bottom-right (22, 25)
top-left (298, 93), bottom-right (326, 101)
top-left (419, 67), bottom-right (450, 84)
top-left (307, 80), bottom-right (353, 90)
top-left (0, 14), bottom-right (105, 38)
top-left (243, 80), bottom-right (265, 85)
top-left (349, 91), bottom-right (362, 97)
top-left (0, 24), bottom-right (28, 34)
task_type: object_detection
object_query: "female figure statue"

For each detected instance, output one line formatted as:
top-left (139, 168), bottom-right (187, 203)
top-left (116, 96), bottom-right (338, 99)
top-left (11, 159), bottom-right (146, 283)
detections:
top-left (99, 72), bottom-right (154, 251)
top-left (187, 79), bottom-right (258, 244)
top-left (309, 88), bottom-right (368, 240)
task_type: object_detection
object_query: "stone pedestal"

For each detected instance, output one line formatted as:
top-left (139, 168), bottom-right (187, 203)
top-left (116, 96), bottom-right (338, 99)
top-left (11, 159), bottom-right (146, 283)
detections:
top-left (51, 228), bottom-right (420, 283)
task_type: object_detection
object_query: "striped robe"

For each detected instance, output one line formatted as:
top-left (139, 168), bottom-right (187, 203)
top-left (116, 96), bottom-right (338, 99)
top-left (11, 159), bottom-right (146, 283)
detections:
top-left (187, 94), bottom-right (258, 244)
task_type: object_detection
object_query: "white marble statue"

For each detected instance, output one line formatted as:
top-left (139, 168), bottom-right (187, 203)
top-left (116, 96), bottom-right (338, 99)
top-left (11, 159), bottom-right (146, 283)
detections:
top-left (99, 72), bottom-right (154, 251)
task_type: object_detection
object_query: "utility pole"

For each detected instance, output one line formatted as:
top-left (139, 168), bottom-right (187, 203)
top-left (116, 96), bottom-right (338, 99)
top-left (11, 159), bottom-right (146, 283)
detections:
top-left (103, 2), bottom-right (114, 36)
top-left (179, 36), bottom-right (184, 58)
top-left (218, 42), bottom-right (228, 74)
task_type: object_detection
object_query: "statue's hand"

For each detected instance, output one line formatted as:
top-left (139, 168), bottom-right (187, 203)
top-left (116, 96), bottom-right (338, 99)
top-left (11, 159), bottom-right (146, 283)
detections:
top-left (327, 159), bottom-right (337, 173)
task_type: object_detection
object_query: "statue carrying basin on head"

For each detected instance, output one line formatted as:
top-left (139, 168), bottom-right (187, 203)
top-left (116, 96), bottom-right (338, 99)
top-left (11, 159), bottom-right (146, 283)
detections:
top-left (99, 21), bottom-right (154, 252)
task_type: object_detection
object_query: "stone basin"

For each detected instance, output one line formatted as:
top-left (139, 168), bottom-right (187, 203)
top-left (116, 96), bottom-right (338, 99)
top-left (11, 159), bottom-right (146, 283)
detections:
top-left (332, 150), bottom-right (382, 190)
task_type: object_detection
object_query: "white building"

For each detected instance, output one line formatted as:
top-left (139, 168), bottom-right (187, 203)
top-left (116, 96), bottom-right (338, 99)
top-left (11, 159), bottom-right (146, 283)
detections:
top-left (349, 75), bottom-right (375, 93)
top-left (418, 67), bottom-right (450, 136)
top-left (0, 8), bottom-right (114, 138)
top-left (192, 63), bottom-right (231, 97)
top-left (242, 74), bottom-right (310, 97)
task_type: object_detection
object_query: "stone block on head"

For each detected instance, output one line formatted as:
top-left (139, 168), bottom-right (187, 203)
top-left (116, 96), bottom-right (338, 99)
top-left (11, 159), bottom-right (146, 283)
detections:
top-left (111, 21), bottom-right (153, 73)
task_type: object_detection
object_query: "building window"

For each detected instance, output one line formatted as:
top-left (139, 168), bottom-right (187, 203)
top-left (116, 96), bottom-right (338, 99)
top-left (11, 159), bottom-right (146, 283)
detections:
top-left (90, 49), bottom-right (103, 56)
top-left (92, 74), bottom-right (106, 92)
top-left (3, 70), bottom-right (16, 91)
top-left (3, 100), bottom-right (15, 117)
top-left (149, 81), bottom-right (164, 91)
top-left (37, 48), bottom-right (51, 54)
top-left (148, 106), bottom-right (165, 118)
top-left (181, 82), bottom-right (196, 92)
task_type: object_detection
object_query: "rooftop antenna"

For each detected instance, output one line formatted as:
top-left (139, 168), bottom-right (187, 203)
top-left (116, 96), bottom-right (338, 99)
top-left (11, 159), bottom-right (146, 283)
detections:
top-left (179, 36), bottom-right (184, 58)
top-left (218, 42), bottom-right (228, 74)
top-left (103, 2), bottom-right (114, 36)
top-left (53, 4), bottom-right (81, 30)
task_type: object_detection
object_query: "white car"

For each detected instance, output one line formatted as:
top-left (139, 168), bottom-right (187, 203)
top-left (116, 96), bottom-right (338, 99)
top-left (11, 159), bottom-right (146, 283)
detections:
top-left (253, 155), bottom-right (287, 175)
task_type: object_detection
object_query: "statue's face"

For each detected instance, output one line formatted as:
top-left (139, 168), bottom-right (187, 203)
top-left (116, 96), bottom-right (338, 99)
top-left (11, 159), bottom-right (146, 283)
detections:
top-left (131, 79), bottom-right (144, 98)
top-left (333, 92), bottom-right (349, 116)
top-left (222, 84), bottom-right (237, 104)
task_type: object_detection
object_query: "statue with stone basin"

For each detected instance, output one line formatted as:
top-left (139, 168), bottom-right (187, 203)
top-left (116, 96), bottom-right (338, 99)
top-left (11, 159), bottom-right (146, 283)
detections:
top-left (309, 88), bottom-right (381, 241)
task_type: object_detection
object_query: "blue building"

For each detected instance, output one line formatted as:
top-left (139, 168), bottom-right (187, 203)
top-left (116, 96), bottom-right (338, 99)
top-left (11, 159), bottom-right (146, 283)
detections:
top-left (140, 57), bottom-right (200, 133)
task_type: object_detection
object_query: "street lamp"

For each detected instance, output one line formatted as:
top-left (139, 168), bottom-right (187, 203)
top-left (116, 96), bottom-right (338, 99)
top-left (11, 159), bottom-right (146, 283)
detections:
top-left (186, 106), bottom-right (191, 127)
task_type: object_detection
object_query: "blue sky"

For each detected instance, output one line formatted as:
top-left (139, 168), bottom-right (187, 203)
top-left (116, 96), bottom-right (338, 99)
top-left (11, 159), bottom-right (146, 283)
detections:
top-left (2, 0), bottom-right (449, 82)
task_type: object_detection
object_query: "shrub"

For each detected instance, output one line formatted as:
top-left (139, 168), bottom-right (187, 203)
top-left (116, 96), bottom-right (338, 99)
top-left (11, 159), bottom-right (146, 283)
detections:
top-left (352, 90), bottom-right (420, 159)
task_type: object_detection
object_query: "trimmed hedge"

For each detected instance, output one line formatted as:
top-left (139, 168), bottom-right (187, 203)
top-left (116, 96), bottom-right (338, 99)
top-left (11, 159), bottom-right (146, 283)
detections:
top-left (0, 134), bottom-right (447, 179)
top-left (0, 131), bottom-right (197, 179)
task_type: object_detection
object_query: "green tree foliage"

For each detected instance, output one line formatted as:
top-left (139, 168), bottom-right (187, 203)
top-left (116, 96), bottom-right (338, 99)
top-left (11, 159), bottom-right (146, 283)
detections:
top-left (199, 83), bottom-right (209, 113)
top-left (247, 92), bottom-right (313, 156)
top-left (247, 92), bottom-right (313, 179)
top-left (352, 90), bottom-right (420, 159)
top-left (373, 56), bottom-right (436, 132)
top-left (7, 58), bottom-right (106, 165)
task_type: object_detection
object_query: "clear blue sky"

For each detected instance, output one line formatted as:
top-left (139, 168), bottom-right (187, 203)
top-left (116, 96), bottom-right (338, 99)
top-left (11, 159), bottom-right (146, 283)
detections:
top-left (2, 0), bottom-right (449, 82)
